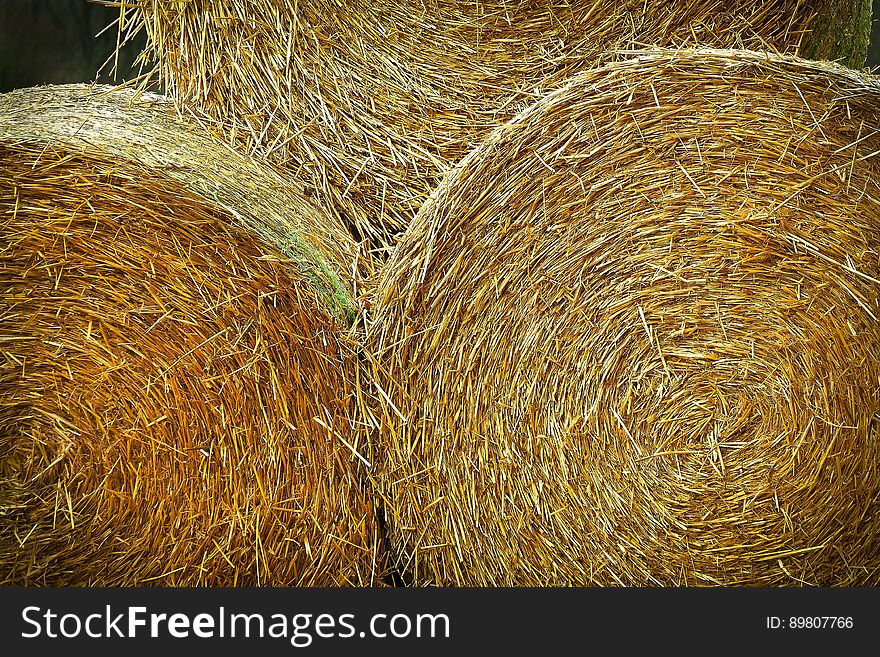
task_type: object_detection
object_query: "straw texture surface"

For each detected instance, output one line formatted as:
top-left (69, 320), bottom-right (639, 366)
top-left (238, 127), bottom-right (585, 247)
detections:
top-left (363, 49), bottom-right (880, 586)
top-left (0, 85), bottom-right (383, 585)
top-left (113, 0), bottom-right (873, 252)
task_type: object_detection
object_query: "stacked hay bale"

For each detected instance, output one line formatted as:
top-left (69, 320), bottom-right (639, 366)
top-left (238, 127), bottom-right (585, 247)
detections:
top-left (114, 0), bottom-right (872, 252)
top-left (362, 49), bottom-right (880, 586)
top-left (0, 84), bottom-right (384, 586)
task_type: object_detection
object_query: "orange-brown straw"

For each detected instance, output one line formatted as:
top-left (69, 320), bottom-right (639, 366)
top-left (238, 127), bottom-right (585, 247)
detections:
top-left (0, 84), bottom-right (384, 585)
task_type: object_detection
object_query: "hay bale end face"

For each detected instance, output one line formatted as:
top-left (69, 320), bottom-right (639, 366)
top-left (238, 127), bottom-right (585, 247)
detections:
top-left (365, 49), bottom-right (880, 586)
top-left (0, 85), bottom-right (383, 585)
top-left (115, 0), bottom-right (872, 252)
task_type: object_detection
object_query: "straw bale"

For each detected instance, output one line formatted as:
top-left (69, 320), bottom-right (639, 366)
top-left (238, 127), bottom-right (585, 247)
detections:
top-left (0, 83), bottom-right (366, 322)
top-left (0, 84), bottom-right (384, 585)
top-left (363, 49), bottom-right (880, 586)
top-left (111, 0), bottom-right (872, 253)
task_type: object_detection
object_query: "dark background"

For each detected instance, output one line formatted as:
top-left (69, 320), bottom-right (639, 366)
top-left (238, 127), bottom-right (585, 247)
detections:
top-left (0, 0), bottom-right (145, 92)
top-left (0, 0), bottom-right (879, 94)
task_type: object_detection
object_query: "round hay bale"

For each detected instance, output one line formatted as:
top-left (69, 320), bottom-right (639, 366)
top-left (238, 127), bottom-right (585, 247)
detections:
top-left (115, 0), bottom-right (872, 252)
top-left (363, 49), bottom-right (880, 586)
top-left (0, 84), bottom-right (384, 586)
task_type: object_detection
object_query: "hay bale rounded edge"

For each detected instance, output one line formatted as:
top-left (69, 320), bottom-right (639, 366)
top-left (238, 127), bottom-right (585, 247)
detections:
top-left (363, 49), bottom-right (880, 586)
top-left (0, 84), bottom-right (385, 586)
top-left (115, 0), bottom-right (872, 252)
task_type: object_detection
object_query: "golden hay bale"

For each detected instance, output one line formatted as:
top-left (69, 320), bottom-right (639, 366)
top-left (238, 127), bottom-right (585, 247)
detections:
top-left (0, 84), bottom-right (384, 586)
top-left (113, 0), bottom-right (872, 252)
top-left (363, 49), bottom-right (880, 586)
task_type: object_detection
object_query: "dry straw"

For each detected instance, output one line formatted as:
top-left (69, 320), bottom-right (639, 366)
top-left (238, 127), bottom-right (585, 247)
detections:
top-left (110, 0), bottom-right (872, 254)
top-left (362, 49), bottom-right (880, 586)
top-left (0, 84), bottom-right (384, 585)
